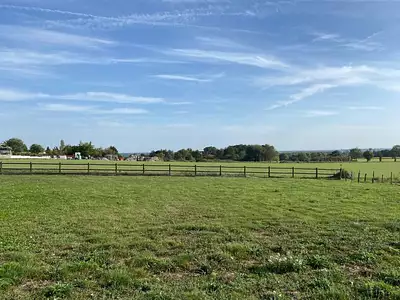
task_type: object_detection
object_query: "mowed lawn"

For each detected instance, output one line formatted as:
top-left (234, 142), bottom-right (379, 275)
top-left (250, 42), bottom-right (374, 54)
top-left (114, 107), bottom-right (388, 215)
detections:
top-left (0, 176), bottom-right (399, 299)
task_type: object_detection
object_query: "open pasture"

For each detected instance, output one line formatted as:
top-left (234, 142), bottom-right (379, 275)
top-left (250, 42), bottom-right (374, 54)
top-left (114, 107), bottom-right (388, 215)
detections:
top-left (0, 176), bottom-right (399, 299)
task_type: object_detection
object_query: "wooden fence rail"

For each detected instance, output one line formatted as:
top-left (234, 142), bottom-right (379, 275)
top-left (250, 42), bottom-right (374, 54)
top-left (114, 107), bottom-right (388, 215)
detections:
top-left (0, 161), bottom-right (340, 179)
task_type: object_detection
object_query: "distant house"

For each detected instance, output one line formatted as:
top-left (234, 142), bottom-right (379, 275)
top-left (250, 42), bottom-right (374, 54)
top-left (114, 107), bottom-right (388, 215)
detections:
top-left (0, 145), bottom-right (12, 156)
top-left (125, 154), bottom-right (160, 162)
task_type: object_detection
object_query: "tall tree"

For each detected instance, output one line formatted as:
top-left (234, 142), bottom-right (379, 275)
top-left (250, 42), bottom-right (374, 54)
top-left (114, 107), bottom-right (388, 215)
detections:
top-left (5, 138), bottom-right (28, 153)
top-left (391, 145), bottom-right (400, 161)
top-left (29, 144), bottom-right (45, 154)
top-left (363, 150), bottom-right (374, 162)
top-left (279, 153), bottom-right (290, 162)
top-left (60, 139), bottom-right (65, 150)
top-left (349, 148), bottom-right (362, 160)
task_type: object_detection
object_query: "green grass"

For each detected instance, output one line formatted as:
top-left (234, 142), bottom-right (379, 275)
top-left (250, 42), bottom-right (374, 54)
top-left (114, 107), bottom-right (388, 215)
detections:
top-left (1, 176), bottom-right (399, 299)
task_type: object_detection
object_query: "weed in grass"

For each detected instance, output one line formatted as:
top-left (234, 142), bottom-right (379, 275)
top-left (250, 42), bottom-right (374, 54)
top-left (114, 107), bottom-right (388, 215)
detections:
top-left (41, 283), bottom-right (72, 299)
top-left (357, 280), bottom-right (400, 299)
top-left (250, 253), bottom-right (304, 275)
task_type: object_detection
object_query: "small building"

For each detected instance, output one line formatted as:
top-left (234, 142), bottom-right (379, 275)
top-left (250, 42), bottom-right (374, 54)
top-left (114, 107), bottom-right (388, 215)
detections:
top-left (0, 145), bottom-right (12, 156)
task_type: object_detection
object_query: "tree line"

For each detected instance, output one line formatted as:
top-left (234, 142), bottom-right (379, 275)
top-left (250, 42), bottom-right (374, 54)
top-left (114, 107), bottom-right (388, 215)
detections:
top-left (1, 138), bottom-right (119, 158)
top-left (2, 137), bottom-right (400, 163)
top-left (150, 145), bottom-right (279, 162)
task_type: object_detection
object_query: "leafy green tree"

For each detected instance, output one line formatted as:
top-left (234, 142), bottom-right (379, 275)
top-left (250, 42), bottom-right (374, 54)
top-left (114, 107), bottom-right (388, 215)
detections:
top-left (363, 150), bottom-right (374, 162)
top-left (377, 151), bottom-right (383, 162)
top-left (104, 146), bottom-right (119, 155)
top-left (5, 138), bottom-right (28, 153)
top-left (192, 150), bottom-right (202, 162)
top-left (297, 152), bottom-right (310, 162)
top-left (29, 144), bottom-right (45, 154)
top-left (60, 140), bottom-right (66, 153)
top-left (203, 146), bottom-right (218, 158)
top-left (279, 153), bottom-right (290, 162)
top-left (263, 144), bottom-right (278, 161)
top-left (391, 145), bottom-right (400, 161)
top-left (349, 148), bottom-right (362, 160)
top-left (330, 150), bottom-right (342, 157)
top-left (173, 151), bottom-right (184, 161)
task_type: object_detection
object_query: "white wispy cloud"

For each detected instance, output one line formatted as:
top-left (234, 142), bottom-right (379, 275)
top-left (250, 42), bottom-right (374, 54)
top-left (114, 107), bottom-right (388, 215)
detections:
top-left (166, 48), bottom-right (288, 69)
top-left (152, 73), bottom-right (224, 82)
top-left (312, 32), bottom-right (342, 42)
top-left (0, 88), bottom-right (46, 101)
top-left (0, 48), bottom-right (184, 68)
top-left (311, 31), bottom-right (383, 52)
top-left (0, 88), bottom-right (164, 104)
top-left (266, 84), bottom-right (336, 110)
top-left (0, 48), bottom-right (95, 66)
top-left (39, 103), bottom-right (148, 114)
top-left (94, 108), bottom-right (148, 115)
top-left (56, 92), bottom-right (164, 104)
top-left (166, 101), bottom-right (193, 105)
top-left (0, 25), bottom-right (116, 49)
top-left (196, 36), bottom-right (251, 50)
top-left (174, 110), bottom-right (189, 114)
top-left (0, 4), bottom-right (252, 31)
top-left (260, 64), bottom-right (400, 110)
top-left (39, 103), bottom-right (94, 112)
top-left (347, 106), bottom-right (384, 110)
top-left (165, 123), bottom-right (194, 128)
top-left (304, 110), bottom-right (338, 117)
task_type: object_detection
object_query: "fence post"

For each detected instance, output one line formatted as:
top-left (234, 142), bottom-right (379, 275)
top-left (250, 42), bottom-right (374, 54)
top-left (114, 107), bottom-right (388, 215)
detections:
top-left (30, 162), bottom-right (33, 174)
top-left (372, 171), bottom-right (375, 183)
top-left (244, 166), bottom-right (246, 177)
top-left (169, 164), bottom-right (171, 176)
top-left (195, 165), bottom-right (197, 177)
top-left (364, 174), bottom-right (367, 183)
top-left (381, 174), bottom-right (384, 183)
top-left (87, 162), bottom-right (90, 174)
top-left (59, 162), bottom-right (62, 174)
top-left (358, 171), bottom-right (361, 183)
top-left (292, 167), bottom-right (295, 178)
top-left (339, 168), bottom-right (343, 180)
top-left (268, 166), bottom-right (271, 178)
top-left (115, 163), bottom-right (118, 175)
top-left (316, 168), bottom-right (318, 179)
top-left (219, 165), bottom-right (222, 177)
top-left (0, 161), bottom-right (2, 174)
top-left (142, 164), bottom-right (145, 175)
top-left (391, 172), bottom-right (393, 184)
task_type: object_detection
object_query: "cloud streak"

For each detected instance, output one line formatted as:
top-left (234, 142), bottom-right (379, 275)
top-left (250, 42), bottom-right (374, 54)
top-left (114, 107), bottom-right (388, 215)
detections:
top-left (260, 65), bottom-right (400, 110)
top-left (0, 3), bottom-right (253, 31)
top-left (0, 25), bottom-right (116, 49)
top-left (166, 48), bottom-right (288, 69)
top-left (0, 88), bottom-right (164, 104)
top-left (304, 110), bottom-right (338, 117)
top-left (152, 73), bottom-right (224, 82)
top-left (39, 103), bottom-right (148, 114)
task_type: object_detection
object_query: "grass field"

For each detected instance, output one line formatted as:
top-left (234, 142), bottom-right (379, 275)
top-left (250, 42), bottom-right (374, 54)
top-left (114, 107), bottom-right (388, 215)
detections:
top-left (1, 176), bottom-right (399, 299)
top-left (1, 158), bottom-right (400, 178)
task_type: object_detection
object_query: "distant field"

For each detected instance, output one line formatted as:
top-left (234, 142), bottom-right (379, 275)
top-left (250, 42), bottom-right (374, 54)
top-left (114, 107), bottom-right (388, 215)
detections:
top-left (1, 158), bottom-right (400, 179)
top-left (1, 176), bottom-right (399, 299)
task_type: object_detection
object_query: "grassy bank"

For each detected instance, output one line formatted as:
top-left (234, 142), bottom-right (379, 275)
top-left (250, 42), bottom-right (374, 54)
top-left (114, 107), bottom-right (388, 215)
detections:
top-left (0, 176), bottom-right (399, 299)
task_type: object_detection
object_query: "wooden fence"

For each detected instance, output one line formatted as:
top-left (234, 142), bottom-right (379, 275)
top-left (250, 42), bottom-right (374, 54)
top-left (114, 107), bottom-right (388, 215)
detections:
top-left (0, 161), bottom-right (341, 179)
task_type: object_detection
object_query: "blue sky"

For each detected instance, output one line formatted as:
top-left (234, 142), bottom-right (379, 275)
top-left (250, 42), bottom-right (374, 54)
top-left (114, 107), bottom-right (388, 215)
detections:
top-left (1, 0), bottom-right (399, 152)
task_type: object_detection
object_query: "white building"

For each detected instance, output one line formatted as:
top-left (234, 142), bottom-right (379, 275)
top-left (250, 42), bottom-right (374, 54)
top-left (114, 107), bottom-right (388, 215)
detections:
top-left (0, 145), bottom-right (12, 156)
